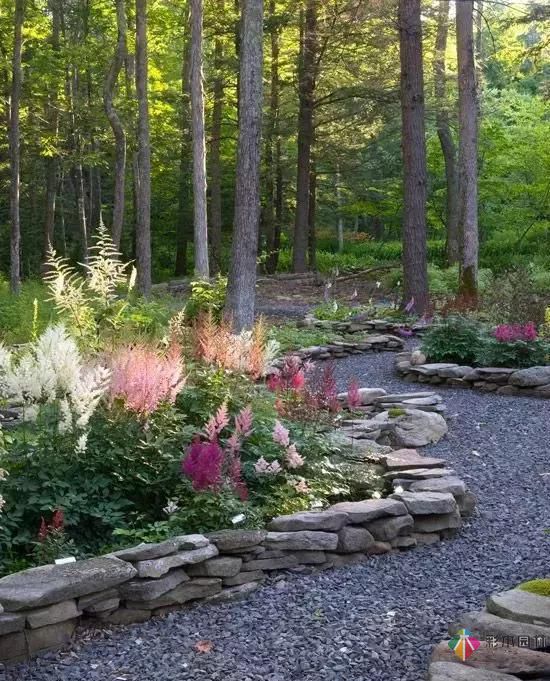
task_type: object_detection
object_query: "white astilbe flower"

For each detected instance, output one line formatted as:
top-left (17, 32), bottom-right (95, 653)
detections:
top-left (75, 433), bottom-right (88, 454)
top-left (0, 467), bottom-right (7, 515)
top-left (0, 326), bottom-right (110, 450)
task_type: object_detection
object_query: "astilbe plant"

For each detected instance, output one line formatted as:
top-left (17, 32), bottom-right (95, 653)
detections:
top-left (0, 325), bottom-right (110, 449)
top-left (494, 322), bottom-right (537, 343)
top-left (190, 313), bottom-right (280, 379)
top-left (109, 342), bottom-right (186, 416)
top-left (33, 509), bottom-right (76, 565)
top-left (181, 403), bottom-right (253, 500)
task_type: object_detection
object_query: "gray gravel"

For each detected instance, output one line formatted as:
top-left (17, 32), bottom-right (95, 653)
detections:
top-left (6, 351), bottom-right (550, 681)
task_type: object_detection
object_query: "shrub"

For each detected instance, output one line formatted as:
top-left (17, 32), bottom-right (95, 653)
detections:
top-left (421, 316), bottom-right (484, 364)
top-left (476, 336), bottom-right (549, 369)
top-left (313, 301), bottom-right (355, 321)
top-left (481, 267), bottom-right (547, 325)
top-left (184, 276), bottom-right (227, 321)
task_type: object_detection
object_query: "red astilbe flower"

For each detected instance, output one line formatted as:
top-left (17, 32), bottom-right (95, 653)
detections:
top-left (182, 439), bottom-right (224, 492)
top-left (494, 322), bottom-right (538, 343)
top-left (38, 509), bottom-right (65, 542)
top-left (109, 342), bottom-right (186, 416)
top-left (347, 378), bottom-right (362, 409)
top-left (313, 363), bottom-right (340, 412)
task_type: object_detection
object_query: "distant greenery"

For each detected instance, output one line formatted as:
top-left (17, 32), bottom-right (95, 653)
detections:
top-left (268, 324), bottom-right (342, 352)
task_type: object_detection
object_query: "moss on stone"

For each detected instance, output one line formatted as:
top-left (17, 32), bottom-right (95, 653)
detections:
top-left (518, 579), bottom-right (550, 596)
top-left (388, 408), bottom-right (406, 419)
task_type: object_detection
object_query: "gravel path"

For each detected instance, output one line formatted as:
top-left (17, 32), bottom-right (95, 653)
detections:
top-left (7, 351), bottom-right (550, 681)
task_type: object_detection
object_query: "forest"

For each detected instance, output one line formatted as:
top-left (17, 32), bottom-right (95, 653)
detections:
top-left (0, 0), bottom-right (549, 327)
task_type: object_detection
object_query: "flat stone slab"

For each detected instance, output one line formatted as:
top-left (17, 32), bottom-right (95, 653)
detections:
top-left (391, 491), bottom-right (457, 515)
top-left (487, 589), bottom-right (550, 626)
top-left (432, 639), bottom-right (550, 676)
top-left (373, 392), bottom-right (438, 403)
top-left (0, 613), bottom-right (25, 636)
top-left (385, 468), bottom-right (455, 480)
top-left (26, 599), bottom-right (81, 629)
top-left (268, 510), bottom-right (348, 533)
top-left (449, 609), bottom-right (550, 648)
top-left (135, 544), bottom-right (219, 579)
top-left (409, 363), bottom-right (458, 375)
top-left (428, 661), bottom-right (522, 680)
top-left (207, 530), bottom-right (267, 552)
top-left (414, 509), bottom-right (462, 532)
top-left (127, 578), bottom-right (222, 610)
top-left (383, 448), bottom-right (447, 471)
top-left (0, 557), bottom-right (137, 611)
top-left (410, 476), bottom-right (467, 497)
top-left (329, 498), bottom-right (407, 523)
top-left (111, 534), bottom-right (208, 562)
top-left (119, 569), bottom-right (189, 602)
top-left (264, 531), bottom-right (338, 551)
top-left (366, 514), bottom-right (414, 541)
top-left (187, 556), bottom-right (242, 578)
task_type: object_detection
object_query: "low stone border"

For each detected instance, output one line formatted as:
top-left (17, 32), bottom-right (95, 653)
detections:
top-left (298, 315), bottom-right (430, 336)
top-left (274, 333), bottom-right (405, 365)
top-left (428, 587), bottom-right (550, 679)
top-left (0, 454), bottom-right (475, 665)
top-left (395, 352), bottom-right (550, 398)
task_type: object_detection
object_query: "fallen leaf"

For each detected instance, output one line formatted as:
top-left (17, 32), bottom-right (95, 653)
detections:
top-left (194, 640), bottom-right (214, 654)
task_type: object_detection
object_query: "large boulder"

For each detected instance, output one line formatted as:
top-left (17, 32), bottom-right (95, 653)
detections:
top-left (449, 609), bottom-right (550, 648)
top-left (487, 589), bottom-right (550, 626)
top-left (509, 366), bottom-right (550, 387)
top-left (0, 557), bottom-right (136, 611)
top-left (368, 409), bottom-right (448, 447)
top-left (337, 527), bottom-right (375, 553)
top-left (428, 661), bottom-right (523, 680)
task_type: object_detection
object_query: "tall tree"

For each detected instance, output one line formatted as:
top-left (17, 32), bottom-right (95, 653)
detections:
top-left (190, 0), bottom-right (209, 278)
top-left (292, 0), bottom-right (317, 273)
top-left (135, 0), bottom-right (152, 295)
top-left (208, 0), bottom-right (225, 274)
top-left (434, 0), bottom-right (459, 265)
top-left (398, 0), bottom-right (429, 314)
top-left (456, 0), bottom-right (479, 299)
top-left (104, 0), bottom-right (127, 249)
top-left (9, 0), bottom-right (24, 294)
top-left (225, 0), bottom-right (264, 331)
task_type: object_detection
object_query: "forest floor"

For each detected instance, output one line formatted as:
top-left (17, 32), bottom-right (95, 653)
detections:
top-left (12, 348), bottom-right (550, 681)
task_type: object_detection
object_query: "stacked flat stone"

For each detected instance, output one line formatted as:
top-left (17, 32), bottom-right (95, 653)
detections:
top-left (0, 464), bottom-right (475, 665)
top-left (396, 352), bottom-right (550, 398)
top-left (428, 588), bottom-right (550, 679)
top-left (298, 316), bottom-right (430, 336)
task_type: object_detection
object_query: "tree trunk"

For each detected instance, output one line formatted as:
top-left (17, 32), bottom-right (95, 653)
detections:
top-left (190, 0), bottom-right (209, 278)
top-left (336, 163), bottom-right (344, 253)
top-left (265, 0), bottom-right (282, 275)
top-left (307, 160), bottom-right (316, 270)
top-left (292, 0), bottom-right (316, 273)
top-left (398, 0), bottom-right (429, 314)
top-left (104, 0), bottom-right (127, 248)
top-left (225, 0), bottom-right (264, 331)
top-left (135, 0), bottom-right (152, 295)
top-left (175, 17), bottom-right (192, 277)
top-left (9, 0), bottom-right (24, 294)
top-left (434, 0), bottom-right (459, 265)
top-left (43, 0), bottom-right (61, 265)
top-left (209, 0), bottom-right (224, 274)
top-left (456, 0), bottom-right (478, 299)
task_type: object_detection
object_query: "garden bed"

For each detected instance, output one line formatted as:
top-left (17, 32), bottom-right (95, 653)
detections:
top-left (395, 352), bottom-right (550, 398)
top-left (0, 443), bottom-right (474, 665)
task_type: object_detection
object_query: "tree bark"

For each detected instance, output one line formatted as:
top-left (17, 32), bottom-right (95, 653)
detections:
top-left (190, 0), bottom-right (209, 278)
top-left (456, 0), bottom-right (479, 299)
top-left (292, 0), bottom-right (316, 273)
top-left (398, 0), bottom-right (429, 314)
top-left (225, 0), bottom-right (264, 331)
top-left (434, 0), bottom-right (459, 265)
top-left (9, 0), bottom-right (24, 294)
top-left (208, 0), bottom-right (224, 274)
top-left (104, 0), bottom-right (127, 248)
top-left (175, 21), bottom-right (192, 277)
top-left (307, 160), bottom-right (316, 270)
top-left (135, 0), bottom-right (152, 295)
top-left (336, 163), bottom-right (344, 253)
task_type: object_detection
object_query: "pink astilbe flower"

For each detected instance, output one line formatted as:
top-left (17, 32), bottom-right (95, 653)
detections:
top-left (254, 457), bottom-right (282, 475)
top-left (235, 405), bottom-right (253, 437)
top-left (228, 453), bottom-right (248, 500)
top-left (313, 363), bottom-right (340, 412)
top-left (272, 420), bottom-right (290, 447)
top-left (347, 378), bottom-right (361, 409)
top-left (494, 322), bottom-right (538, 343)
top-left (110, 343), bottom-right (186, 416)
top-left (204, 402), bottom-right (230, 441)
top-left (182, 439), bottom-right (224, 491)
top-left (292, 478), bottom-right (310, 494)
top-left (285, 443), bottom-right (304, 469)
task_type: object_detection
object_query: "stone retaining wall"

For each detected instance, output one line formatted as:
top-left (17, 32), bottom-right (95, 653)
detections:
top-left (276, 334), bottom-right (405, 364)
top-left (299, 316), bottom-right (429, 336)
top-left (395, 352), bottom-right (550, 398)
top-left (0, 461), bottom-right (474, 665)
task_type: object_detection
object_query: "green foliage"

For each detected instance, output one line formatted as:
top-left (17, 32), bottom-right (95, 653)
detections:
top-left (185, 276), bottom-right (227, 321)
top-left (268, 323), bottom-right (339, 352)
top-left (476, 336), bottom-right (550, 369)
top-left (388, 408), bottom-right (405, 418)
top-left (0, 279), bottom-right (55, 344)
top-left (421, 316), bottom-right (484, 365)
top-left (313, 302), bottom-right (355, 321)
top-left (518, 579), bottom-right (550, 597)
top-left (481, 267), bottom-right (549, 325)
